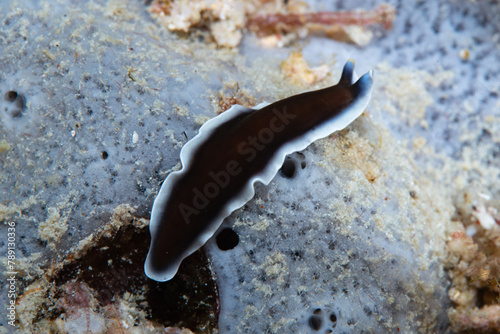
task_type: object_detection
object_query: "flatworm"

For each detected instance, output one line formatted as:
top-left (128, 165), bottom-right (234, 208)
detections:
top-left (145, 60), bottom-right (373, 281)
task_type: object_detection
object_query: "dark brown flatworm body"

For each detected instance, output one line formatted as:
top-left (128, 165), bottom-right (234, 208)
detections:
top-left (145, 60), bottom-right (373, 281)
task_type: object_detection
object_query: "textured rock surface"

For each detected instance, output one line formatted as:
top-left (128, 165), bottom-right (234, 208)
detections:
top-left (1, 0), bottom-right (500, 333)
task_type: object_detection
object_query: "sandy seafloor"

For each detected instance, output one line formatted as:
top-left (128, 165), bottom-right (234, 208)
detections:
top-left (1, 0), bottom-right (500, 333)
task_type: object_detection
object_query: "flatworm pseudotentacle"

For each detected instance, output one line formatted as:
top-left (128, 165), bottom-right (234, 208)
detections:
top-left (145, 60), bottom-right (373, 281)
